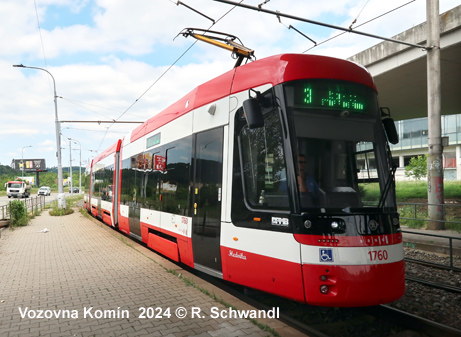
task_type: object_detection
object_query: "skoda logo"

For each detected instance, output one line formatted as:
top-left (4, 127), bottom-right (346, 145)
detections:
top-left (368, 220), bottom-right (378, 231)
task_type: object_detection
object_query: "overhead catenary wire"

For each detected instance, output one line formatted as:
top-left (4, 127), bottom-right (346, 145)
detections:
top-left (115, 0), bottom-right (242, 121)
top-left (212, 0), bottom-right (425, 49)
top-left (95, 0), bottom-right (244, 152)
top-left (64, 127), bottom-right (128, 134)
top-left (60, 130), bottom-right (99, 154)
top-left (61, 120), bottom-right (142, 124)
top-left (258, 0), bottom-right (270, 8)
top-left (33, 0), bottom-right (54, 94)
top-left (59, 97), bottom-right (122, 121)
top-left (349, 0), bottom-right (370, 30)
top-left (33, 0), bottom-right (48, 70)
top-left (277, 12), bottom-right (316, 46)
top-left (59, 96), bottom-right (146, 119)
top-left (176, 1), bottom-right (215, 23)
top-left (303, 0), bottom-right (416, 53)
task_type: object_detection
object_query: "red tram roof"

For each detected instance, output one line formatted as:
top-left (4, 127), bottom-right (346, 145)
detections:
top-left (129, 54), bottom-right (376, 144)
top-left (92, 139), bottom-right (121, 165)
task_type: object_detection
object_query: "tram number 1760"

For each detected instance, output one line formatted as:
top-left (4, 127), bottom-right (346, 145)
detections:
top-left (368, 250), bottom-right (389, 261)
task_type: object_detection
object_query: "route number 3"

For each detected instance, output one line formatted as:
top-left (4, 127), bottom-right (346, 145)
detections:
top-left (368, 250), bottom-right (388, 261)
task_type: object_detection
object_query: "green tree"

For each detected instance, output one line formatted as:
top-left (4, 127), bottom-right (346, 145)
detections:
top-left (0, 165), bottom-right (21, 188)
top-left (404, 155), bottom-right (428, 180)
top-left (39, 172), bottom-right (58, 188)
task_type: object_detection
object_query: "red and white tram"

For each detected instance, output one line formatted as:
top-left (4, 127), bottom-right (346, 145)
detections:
top-left (84, 54), bottom-right (405, 307)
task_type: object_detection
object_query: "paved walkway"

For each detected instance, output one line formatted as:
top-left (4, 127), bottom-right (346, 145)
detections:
top-left (0, 210), bottom-right (303, 337)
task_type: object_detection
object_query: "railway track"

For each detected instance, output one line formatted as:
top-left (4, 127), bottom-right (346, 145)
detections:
top-left (188, 267), bottom-right (461, 337)
top-left (406, 275), bottom-right (461, 293)
top-left (184, 247), bottom-right (461, 336)
top-left (236, 282), bottom-right (461, 337)
top-left (100, 216), bottom-right (461, 336)
top-left (404, 252), bottom-right (461, 291)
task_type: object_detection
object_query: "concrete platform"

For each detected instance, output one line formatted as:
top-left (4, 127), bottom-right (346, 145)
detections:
top-left (402, 226), bottom-right (461, 256)
top-left (0, 210), bottom-right (305, 337)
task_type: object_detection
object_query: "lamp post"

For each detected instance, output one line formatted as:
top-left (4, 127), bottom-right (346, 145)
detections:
top-left (13, 64), bottom-right (66, 208)
top-left (71, 139), bottom-right (82, 194)
top-left (21, 145), bottom-right (32, 179)
top-left (69, 139), bottom-right (73, 196)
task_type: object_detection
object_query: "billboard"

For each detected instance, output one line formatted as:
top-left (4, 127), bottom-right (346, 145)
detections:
top-left (13, 159), bottom-right (46, 172)
top-left (15, 176), bottom-right (35, 185)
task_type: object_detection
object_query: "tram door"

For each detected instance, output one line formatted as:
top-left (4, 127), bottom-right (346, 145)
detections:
top-left (128, 168), bottom-right (142, 240)
top-left (192, 127), bottom-right (223, 275)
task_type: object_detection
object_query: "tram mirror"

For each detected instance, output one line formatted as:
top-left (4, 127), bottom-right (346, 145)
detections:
top-left (382, 118), bottom-right (399, 145)
top-left (243, 98), bottom-right (264, 129)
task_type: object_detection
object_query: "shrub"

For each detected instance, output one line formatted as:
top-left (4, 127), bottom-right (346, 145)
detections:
top-left (9, 200), bottom-right (29, 227)
top-left (49, 201), bottom-right (74, 216)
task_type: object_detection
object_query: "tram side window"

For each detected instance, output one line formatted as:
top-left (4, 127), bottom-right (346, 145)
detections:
top-left (119, 136), bottom-right (193, 215)
top-left (120, 157), bottom-right (149, 213)
top-left (93, 165), bottom-right (114, 202)
top-left (145, 151), bottom-right (164, 211)
top-left (239, 109), bottom-right (289, 210)
top-left (120, 159), bottom-right (131, 206)
top-left (83, 171), bottom-right (91, 193)
top-left (145, 136), bottom-right (192, 216)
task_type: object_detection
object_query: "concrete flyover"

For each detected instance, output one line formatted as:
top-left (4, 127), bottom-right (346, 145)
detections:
top-left (348, 5), bottom-right (461, 122)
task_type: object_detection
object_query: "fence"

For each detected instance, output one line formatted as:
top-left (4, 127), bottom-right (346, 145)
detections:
top-left (0, 195), bottom-right (47, 221)
top-left (398, 201), bottom-right (461, 226)
top-left (398, 201), bottom-right (461, 270)
top-left (402, 229), bottom-right (461, 271)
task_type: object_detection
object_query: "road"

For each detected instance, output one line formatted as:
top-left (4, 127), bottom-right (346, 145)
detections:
top-left (0, 193), bottom-right (59, 206)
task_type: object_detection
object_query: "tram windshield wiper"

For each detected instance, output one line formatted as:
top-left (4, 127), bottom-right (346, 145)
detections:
top-left (378, 166), bottom-right (397, 209)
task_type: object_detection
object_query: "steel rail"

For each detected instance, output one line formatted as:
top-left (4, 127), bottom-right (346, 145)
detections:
top-left (405, 257), bottom-right (461, 272)
top-left (405, 275), bottom-right (461, 293)
top-left (377, 305), bottom-right (461, 337)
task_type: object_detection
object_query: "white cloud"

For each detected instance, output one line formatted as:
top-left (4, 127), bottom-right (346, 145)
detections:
top-left (2, 0), bottom-right (460, 167)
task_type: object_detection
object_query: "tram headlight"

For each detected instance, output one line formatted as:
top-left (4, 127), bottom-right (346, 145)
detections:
top-left (330, 219), bottom-right (345, 233)
top-left (320, 285), bottom-right (329, 294)
top-left (304, 220), bottom-right (312, 229)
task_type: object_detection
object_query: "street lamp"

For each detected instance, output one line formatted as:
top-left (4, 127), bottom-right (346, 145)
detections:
top-left (71, 139), bottom-right (82, 194)
top-left (21, 145), bottom-right (32, 179)
top-left (13, 64), bottom-right (66, 209)
top-left (68, 139), bottom-right (73, 196)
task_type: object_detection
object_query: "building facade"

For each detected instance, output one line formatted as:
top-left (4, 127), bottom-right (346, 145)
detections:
top-left (391, 114), bottom-right (461, 180)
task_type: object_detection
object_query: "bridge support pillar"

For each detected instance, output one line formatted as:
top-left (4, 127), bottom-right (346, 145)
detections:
top-left (427, 0), bottom-right (445, 229)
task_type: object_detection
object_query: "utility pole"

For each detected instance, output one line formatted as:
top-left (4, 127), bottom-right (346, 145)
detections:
top-left (426, 0), bottom-right (444, 229)
top-left (69, 139), bottom-right (73, 196)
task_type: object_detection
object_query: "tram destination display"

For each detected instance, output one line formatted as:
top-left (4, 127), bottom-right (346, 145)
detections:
top-left (286, 79), bottom-right (375, 113)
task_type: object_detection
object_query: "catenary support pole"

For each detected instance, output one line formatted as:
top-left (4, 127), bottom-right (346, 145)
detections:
top-left (426, 0), bottom-right (444, 229)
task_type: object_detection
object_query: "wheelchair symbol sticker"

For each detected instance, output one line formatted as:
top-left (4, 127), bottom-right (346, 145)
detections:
top-left (319, 248), bottom-right (334, 262)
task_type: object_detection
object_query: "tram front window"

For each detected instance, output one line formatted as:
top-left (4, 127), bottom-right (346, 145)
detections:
top-left (294, 138), bottom-right (381, 210)
top-left (284, 79), bottom-right (395, 211)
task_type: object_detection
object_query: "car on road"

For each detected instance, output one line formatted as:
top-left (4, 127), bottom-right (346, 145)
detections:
top-left (37, 186), bottom-right (51, 196)
top-left (69, 187), bottom-right (79, 193)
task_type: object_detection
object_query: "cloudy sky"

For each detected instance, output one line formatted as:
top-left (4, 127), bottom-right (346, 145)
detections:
top-left (2, 0), bottom-right (459, 169)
